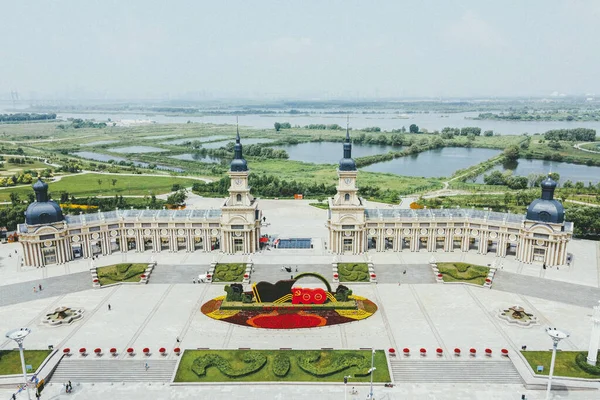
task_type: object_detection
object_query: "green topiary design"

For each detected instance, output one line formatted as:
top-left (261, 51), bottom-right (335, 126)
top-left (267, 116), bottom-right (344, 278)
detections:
top-left (272, 354), bottom-right (291, 377)
top-left (337, 263), bottom-right (369, 282)
top-left (297, 351), bottom-right (371, 377)
top-left (213, 264), bottom-right (245, 282)
top-left (192, 352), bottom-right (267, 378)
top-left (575, 352), bottom-right (600, 375)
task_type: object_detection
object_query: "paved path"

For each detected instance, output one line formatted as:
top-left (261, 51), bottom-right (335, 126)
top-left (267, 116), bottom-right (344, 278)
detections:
top-left (492, 270), bottom-right (600, 308)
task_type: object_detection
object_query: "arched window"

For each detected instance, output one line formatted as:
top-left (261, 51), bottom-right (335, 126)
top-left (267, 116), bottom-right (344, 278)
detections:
top-left (344, 193), bottom-right (350, 202)
top-left (236, 194), bottom-right (242, 203)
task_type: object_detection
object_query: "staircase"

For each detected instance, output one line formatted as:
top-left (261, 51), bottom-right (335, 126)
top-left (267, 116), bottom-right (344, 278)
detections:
top-left (50, 359), bottom-right (177, 383)
top-left (389, 360), bottom-right (522, 383)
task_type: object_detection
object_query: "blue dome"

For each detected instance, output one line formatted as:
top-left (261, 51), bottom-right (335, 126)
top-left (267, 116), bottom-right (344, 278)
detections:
top-left (339, 157), bottom-right (357, 171)
top-left (230, 157), bottom-right (248, 172)
top-left (25, 178), bottom-right (65, 225)
top-left (526, 175), bottom-right (564, 223)
top-left (25, 201), bottom-right (64, 225)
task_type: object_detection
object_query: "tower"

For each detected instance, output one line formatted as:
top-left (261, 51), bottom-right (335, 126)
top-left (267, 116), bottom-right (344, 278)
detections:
top-left (327, 119), bottom-right (366, 254)
top-left (220, 124), bottom-right (261, 254)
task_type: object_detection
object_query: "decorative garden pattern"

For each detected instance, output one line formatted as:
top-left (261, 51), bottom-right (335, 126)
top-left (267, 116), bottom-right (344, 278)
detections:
top-left (212, 263), bottom-right (245, 282)
top-left (201, 273), bottom-right (377, 329)
top-left (337, 263), bottom-right (369, 282)
top-left (96, 263), bottom-right (148, 286)
top-left (174, 350), bottom-right (390, 382)
top-left (435, 262), bottom-right (490, 286)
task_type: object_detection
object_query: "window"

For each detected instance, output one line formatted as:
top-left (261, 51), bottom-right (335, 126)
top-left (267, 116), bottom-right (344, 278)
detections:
top-left (234, 238), bottom-right (244, 252)
top-left (40, 234), bottom-right (55, 240)
top-left (89, 226), bottom-right (100, 232)
top-left (344, 193), bottom-right (350, 202)
top-left (236, 194), bottom-right (242, 202)
top-left (232, 225), bottom-right (244, 230)
top-left (342, 225), bottom-right (355, 230)
top-left (343, 238), bottom-right (353, 252)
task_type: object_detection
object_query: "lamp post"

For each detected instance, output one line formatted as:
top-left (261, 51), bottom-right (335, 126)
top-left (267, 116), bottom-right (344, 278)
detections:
top-left (343, 375), bottom-right (351, 400)
top-left (545, 327), bottom-right (569, 400)
top-left (367, 348), bottom-right (376, 400)
top-left (5, 328), bottom-right (32, 400)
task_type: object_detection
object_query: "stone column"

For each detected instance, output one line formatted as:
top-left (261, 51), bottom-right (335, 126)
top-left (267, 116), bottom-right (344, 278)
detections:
top-left (587, 301), bottom-right (600, 366)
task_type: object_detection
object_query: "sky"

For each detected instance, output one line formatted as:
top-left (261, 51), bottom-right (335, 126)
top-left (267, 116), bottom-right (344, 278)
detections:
top-left (1, 0), bottom-right (599, 100)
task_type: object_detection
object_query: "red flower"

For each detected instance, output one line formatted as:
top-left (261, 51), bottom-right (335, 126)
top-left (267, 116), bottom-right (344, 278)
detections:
top-left (470, 348), bottom-right (476, 354)
top-left (110, 348), bottom-right (117, 353)
top-left (436, 348), bottom-right (443, 354)
top-left (247, 311), bottom-right (327, 329)
top-left (63, 348), bottom-right (70, 354)
top-left (94, 348), bottom-right (101, 353)
top-left (127, 348), bottom-right (134, 353)
top-left (159, 347), bottom-right (166, 353)
top-left (143, 347), bottom-right (150, 353)
top-left (403, 348), bottom-right (410, 353)
top-left (370, 274), bottom-right (376, 278)
top-left (501, 348), bottom-right (508, 355)
top-left (79, 348), bottom-right (86, 353)
top-left (174, 347), bottom-right (181, 353)
top-left (388, 348), bottom-right (396, 354)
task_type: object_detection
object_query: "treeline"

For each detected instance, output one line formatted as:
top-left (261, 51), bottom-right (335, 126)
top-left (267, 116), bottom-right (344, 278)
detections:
top-left (59, 194), bottom-right (166, 210)
top-left (543, 128), bottom-right (596, 141)
top-left (57, 118), bottom-right (107, 129)
top-left (6, 157), bottom-right (35, 165)
top-left (0, 113), bottom-right (56, 122)
top-left (482, 171), bottom-right (561, 190)
top-left (440, 127), bottom-right (492, 138)
top-left (566, 206), bottom-right (600, 238)
top-left (304, 124), bottom-right (344, 130)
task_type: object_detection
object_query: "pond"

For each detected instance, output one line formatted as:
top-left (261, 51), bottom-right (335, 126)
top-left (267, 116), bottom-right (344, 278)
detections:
top-left (80, 140), bottom-right (119, 147)
top-left (273, 142), bottom-right (403, 164)
top-left (473, 159), bottom-right (600, 185)
top-left (164, 137), bottom-right (274, 147)
top-left (72, 151), bottom-right (184, 173)
top-left (163, 135), bottom-right (229, 145)
top-left (361, 147), bottom-right (502, 178)
top-left (108, 146), bottom-right (168, 153)
top-left (170, 153), bottom-right (222, 163)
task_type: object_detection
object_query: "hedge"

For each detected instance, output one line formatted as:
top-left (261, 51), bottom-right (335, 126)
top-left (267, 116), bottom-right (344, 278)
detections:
top-left (192, 352), bottom-right (267, 378)
top-left (575, 352), bottom-right (600, 376)
top-left (297, 351), bottom-right (371, 377)
top-left (272, 354), bottom-right (290, 377)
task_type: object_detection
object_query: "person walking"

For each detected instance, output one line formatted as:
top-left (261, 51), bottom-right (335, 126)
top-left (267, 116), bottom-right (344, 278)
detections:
top-left (108, 304), bottom-right (111, 311)
top-left (33, 286), bottom-right (37, 293)
top-left (145, 362), bottom-right (149, 371)
top-left (39, 284), bottom-right (42, 291)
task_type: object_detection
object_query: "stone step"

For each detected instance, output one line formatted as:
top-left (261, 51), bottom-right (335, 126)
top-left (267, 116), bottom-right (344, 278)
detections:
top-left (50, 359), bottom-right (177, 383)
top-left (389, 360), bottom-right (522, 383)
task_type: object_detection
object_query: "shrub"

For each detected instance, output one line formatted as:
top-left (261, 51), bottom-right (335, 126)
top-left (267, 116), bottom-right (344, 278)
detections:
top-left (575, 352), bottom-right (600, 375)
top-left (272, 354), bottom-right (291, 377)
top-left (297, 351), bottom-right (371, 377)
top-left (192, 352), bottom-right (267, 378)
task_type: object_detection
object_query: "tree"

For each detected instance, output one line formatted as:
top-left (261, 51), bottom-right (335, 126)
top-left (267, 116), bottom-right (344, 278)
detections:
top-left (548, 172), bottom-right (560, 182)
top-left (97, 179), bottom-right (103, 187)
top-left (409, 124), bottom-right (419, 134)
top-left (503, 145), bottom-right (520, 161)
top-left (9, 192), bottom-right (20, 206)
top-left (483, 130), bottom-right (494, 137)
top-left (111, 179), bottom-right (117, 187)
top-left (274, 122), bottom-right (281, 132)
top-left (167, 189), bottom-right (187, 205)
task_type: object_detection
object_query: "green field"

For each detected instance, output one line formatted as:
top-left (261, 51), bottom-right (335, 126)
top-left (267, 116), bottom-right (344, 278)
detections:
top-left (174, 349), bottom-right (390, 382)
top-left (0, 350), bottom-right (52, 375)
top-left (0, 173), bottom-right (202, 202)
top-left (96, 263), bottom-right (147, 285)
top-left (522, 351), bottom-right (600, 379)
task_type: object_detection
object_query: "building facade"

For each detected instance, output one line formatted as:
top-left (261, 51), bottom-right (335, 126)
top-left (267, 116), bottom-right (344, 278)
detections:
top-left (18, 132), bottom-right (261, 267)
top-left (327, 131), bottom-right (573, 266)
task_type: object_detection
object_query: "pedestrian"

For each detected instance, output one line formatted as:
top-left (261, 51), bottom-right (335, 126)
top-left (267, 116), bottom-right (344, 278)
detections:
top-left (145, 362), bottom-right (149, 371)
top-left (295, 266), bottom-right (298, 272)
top-left (403, 270), bottom-right (406, 274)
top-left (12, 393), bottom-right (16, 400)
top-left (543, 263), bottom-right (546, 270)
top-left (35, 390), bottom-right (40, 399)
top-left (193, 278), bottom-right (196, 284)
top-left (176, 336), bottom-right (180, 343)
top-left (33, 286), bottom-right (37, 293)
top-left (68, 380), bottom-right (72, 390)
top-left (39, 284), bottom-right (42, 291)
top-left (108, 304), bottom-right (111, 311)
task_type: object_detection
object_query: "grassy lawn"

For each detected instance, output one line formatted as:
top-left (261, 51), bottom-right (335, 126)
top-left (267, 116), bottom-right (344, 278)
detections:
top-left (437, 262), bottom-right (489, 285)
top-left (96, 263), bottom-right (147, 286)
top-left (174, 349), bottom-right (390, 382)
top-left (521, 351), bottom-right (600, 379)
top-left (337, 263), bottom-right (369, 282)
top-left (0, 350), bottom-right (52, 375)
top-left (212, 263), bottom-right (245, 282)
top-left (309, 202), bottom-right (329, 209)
top-left (0, 173), bottom-right (200, 202)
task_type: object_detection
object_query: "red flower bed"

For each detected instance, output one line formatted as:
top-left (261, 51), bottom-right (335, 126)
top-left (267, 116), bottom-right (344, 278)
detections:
top-left (403, 348), bottom-right (410, 354)
top-left (436, 348), bottom-right (443, 354)
top-left (370, 274), bottom-right (376, 278)
top-left (454, 348), bottom-right (461, 355)
top-left (437, 274), bottom-right (443, 278)
top-left (140, 274), bottom-right (146, 278)
top-left (63, 348), bottom-right (71, 354)
top-left (470, 348), bottom-right (476, 354)
top-left (420, 348), bottom-right (426, 354)
top-left (501, 348), bottom-right (509, 356)
top-left (485, 278), bottom-right (491, 283)
top-left (159, 347), bottom-right (166, 353)
top-left (94, 348), bottom-right (101, 354)
top-left (244, 274), bottom-right (249, 278)
top-left (388, 348), bottom-right (396, 354)
top-left (485, 348), bottom-right (492, 355)
top-left (174, 347), bottom-right (181, 354)
top-left (79, 348), bottom-right (86, 354)
top-left (110, 348), bottom-right (117, 354)
top-left (333, 273), bottom-right (339, 278)
top-left (247, 311), bottom-right (327, 329)
top-left (127, 347), bottom-right (134, 353)
top-left (143, 347), bottom-right (150, 353)
top-left (93, 279), bottom-right (99, 283)
top-left (206, 274), bottom-right (211, 279)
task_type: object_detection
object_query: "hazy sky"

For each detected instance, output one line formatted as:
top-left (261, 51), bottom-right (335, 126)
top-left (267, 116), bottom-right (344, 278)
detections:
top-left (2, 0), bottom-right (599, 100)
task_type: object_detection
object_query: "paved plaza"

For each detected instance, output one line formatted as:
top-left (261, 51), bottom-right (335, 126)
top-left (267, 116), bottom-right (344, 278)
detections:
top-left (1, 199), bottom-right (599, 399)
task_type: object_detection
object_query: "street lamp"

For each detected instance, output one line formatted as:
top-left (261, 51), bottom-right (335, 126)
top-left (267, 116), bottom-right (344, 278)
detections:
top-left (5, 328), bottom-right (32, 400)
top-left (545, 327), bottom-right (569, 400)
top-left (343, 375), bottom-right (352, 400)
top-left (367, 348), bottom-right (376, 400)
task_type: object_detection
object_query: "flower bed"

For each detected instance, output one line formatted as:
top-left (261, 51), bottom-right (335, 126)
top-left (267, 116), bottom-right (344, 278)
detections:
top-left (96, 263), bottom-right (148, 286)
top-left (454, 348), bottom-right (461, 356)
top-left (94, 348), bottom-right (102, 355)
top-left (63, 348), bottom-right (71, 355)
top-left (212, 264), bottom-right (245, 282)
top-left (436, 262), bottom-right (490, 286)
top-left (336, 263), bottom-right (369, 282)
top-left (110, 348), bottom-right (117, 356)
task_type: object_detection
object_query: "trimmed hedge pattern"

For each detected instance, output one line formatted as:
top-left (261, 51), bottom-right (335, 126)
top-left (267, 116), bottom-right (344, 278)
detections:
top-left (192, 352), bottom-right (267, 378)
top-left (337, 263), bottom-right (369, 282)
top-left (297, 351), bottom-right (371, 377)
top-left (272, 354), bottom-right (291, 377)
top-left (213, 264), bottom-right (245, 282)
top-left (97, 263), bottom-right (147, 285)
top-left (437, 262), bottom-right (489, 284)
top-left (575, 352), bottom-right (600, 376)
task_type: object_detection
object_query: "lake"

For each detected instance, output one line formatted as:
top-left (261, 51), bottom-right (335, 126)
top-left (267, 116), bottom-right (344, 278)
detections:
top-left (361, 147), bottom-right (502, 178)
top-left (273, 142), bottom-right (403, 164)
top-left (72, 151), bottom-right (184, 172)
top-left (170, 153), bottom-right (221, 163)
top-left (473, 159), bottom-right (600, 185)
top-left (108, 146), bottom-right (168, 153)
top-left (162, 135), bottom-right (229, 145)
top-left (164, 137), bottom-right (274, 146)
top-left (58, 111), bottom-right (600, 135)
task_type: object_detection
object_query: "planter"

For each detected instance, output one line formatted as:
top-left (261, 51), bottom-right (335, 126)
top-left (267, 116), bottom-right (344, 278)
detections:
top-left (436, 348), bottom-right (443, 356)
top-left (143, 347), bottom-right (150, 355)
top-left (110, 348), bottom-right (117, 356)
top-left (501, 348), bottom-right (509, 357)
top-left (63, 348), bottom-right (71, 356)
top-left (140, 274), bottom-right (146, 279)
top-left (333, 273), bottom-right (339, 279)
top-left (370, 274), bottom-right (376, 279)
top-left (454, 348), bottom-right (461, 356)
top-left (437, 274), bottom-right (443, 278)
top-left (93, 279), bottom-right (99, 283)
top-left (79, 347), bottom-right (86, 356)
top-left (388, 348), bottom-right (396, 357)
top-left (174, 347), bottom-right (181, 355)
top-left (94, 348), bottom-right (102, 356)
top-left (206, 274), bottom-right (211, 279)
top-left (403, 348), bottom-right (410, 356)
top-left (470, 348), bottom-right (476, 356)
top-left (485, 348), bottom-right (492, 356)
top-left (420, 348), bottom-right (426, 356)
top-left (243, 274), bottom-right (249, 279)
top-left (485, 278), bottom-right (491, 283)
top-left (159, 347), bottom-right (166, 355)
top-left (127, 347), bottom-right (134, 356)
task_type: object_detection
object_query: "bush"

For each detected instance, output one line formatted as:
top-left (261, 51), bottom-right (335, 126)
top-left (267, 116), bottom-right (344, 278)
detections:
top-left (272, 354), bottom-right (291, 377)
top-left (297, 352), bottom-right (371, 377)
top-left (337, 263), bottom-right (369, 282)
top-left (192, 352), bottom-right (267, 378)
top-left (575, 352), bottom-right (600, 375)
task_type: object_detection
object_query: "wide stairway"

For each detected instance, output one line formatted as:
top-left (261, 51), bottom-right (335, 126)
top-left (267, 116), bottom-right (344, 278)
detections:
top-left (389, 359), bottom-right (522, 383)
top-left (51, 359), bottom-right (178, 383)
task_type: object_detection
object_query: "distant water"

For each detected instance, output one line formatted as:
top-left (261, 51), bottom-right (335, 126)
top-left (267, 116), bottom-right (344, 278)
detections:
top-left (473, 159), bottom-right (600, 185)
top-left (108, 146), bottom-right (168, 154)
top-left (72, 151), bottom-right (184, 172)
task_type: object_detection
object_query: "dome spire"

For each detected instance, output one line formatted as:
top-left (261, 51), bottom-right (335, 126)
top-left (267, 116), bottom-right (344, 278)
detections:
top-left (230, 117), bottom-right (248, 172)
top-left (541, 173), bottom-right (557, 200)
top-left (33, 177), bottom-right (49, 202)
top-left (339, 115), bottom-right (356, 171)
